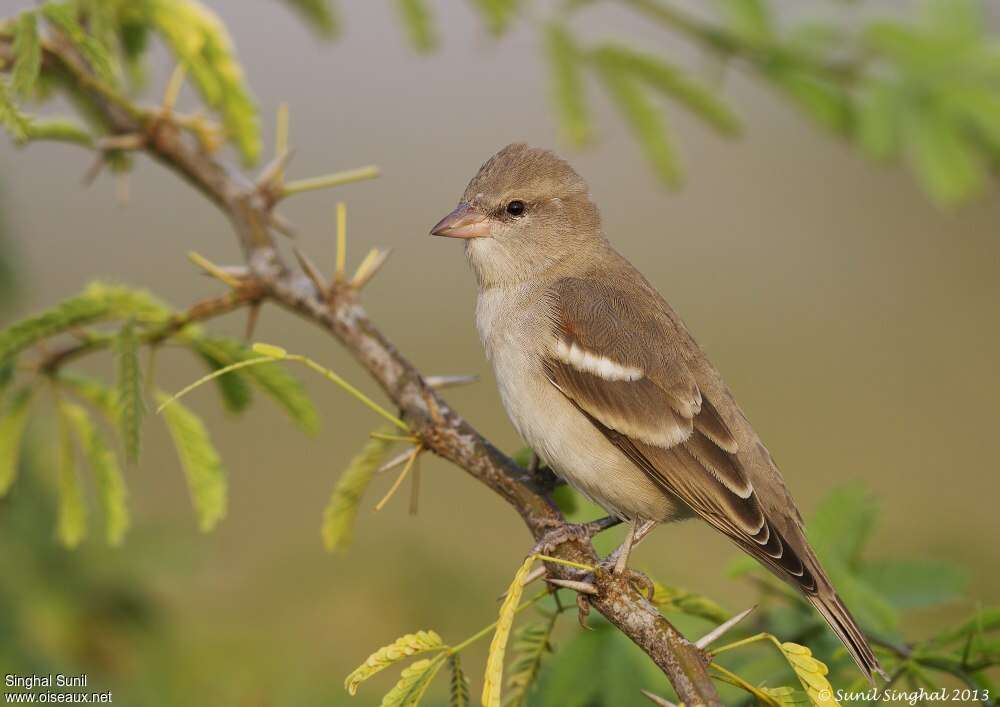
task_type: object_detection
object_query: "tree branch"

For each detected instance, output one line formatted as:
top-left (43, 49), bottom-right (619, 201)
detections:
top-left (22, 38), bottom-right (724, 706)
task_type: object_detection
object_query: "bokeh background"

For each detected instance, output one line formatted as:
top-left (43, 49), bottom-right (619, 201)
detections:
top-left (1, 1), bottom-right (999, 705)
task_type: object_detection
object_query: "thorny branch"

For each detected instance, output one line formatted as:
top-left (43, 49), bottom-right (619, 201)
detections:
top-left (7, 37), bottom-right (724, 706)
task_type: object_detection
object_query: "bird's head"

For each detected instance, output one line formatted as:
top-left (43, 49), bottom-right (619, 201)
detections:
top-left (430, 143), bottom-right (602, 287)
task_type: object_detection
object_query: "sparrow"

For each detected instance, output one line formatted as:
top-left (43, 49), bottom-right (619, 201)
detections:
top-left (430, 143), bottom-right (883, 684)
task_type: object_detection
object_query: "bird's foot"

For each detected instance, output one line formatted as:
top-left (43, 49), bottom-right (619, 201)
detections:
top-left (529, 515), bottom-right (620, 557)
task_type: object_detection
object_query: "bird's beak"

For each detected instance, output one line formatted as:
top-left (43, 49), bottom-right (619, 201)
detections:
top-left (430, 203), bottom-right (492, 239)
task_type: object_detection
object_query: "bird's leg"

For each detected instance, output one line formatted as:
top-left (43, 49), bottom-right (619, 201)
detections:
top-left (597, 519), bottom-right (658, 599)
top-left (610, 519), bottom-right (657, 574)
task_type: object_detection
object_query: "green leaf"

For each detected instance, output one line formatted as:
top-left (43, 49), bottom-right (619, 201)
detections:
top-left (0, 386), bottom-right (34, 497)
top-left (322, 433), bottom-right (392, 551)
top-left (345, 630), bottom-right (446, 696)
top-left (448, 654), bottom-right (470, 707)
top-left (905, 107), bottom-right (985, 206)
top-left (396, 0), bottom-right (437, 53)
top-left (929, 607), bottom-right (1000, 646)
top-left (860, 559), bottom-right (967, 610)
top-left (857, 81), bottom-right (901, 161)
top-left (714, 0), bottom-right (772, 43)
top-left (770, 67), bottom-right (852, 135)
top-left (156, 390), bottom-right (227, 532)
top-left (595, 44), bottom-right (740, 136)
top-left (0, 78), bottom-right (32, 144)
top-left (592, 47), bottom-right (681, 187)
top-left (652, 582), bottom-right (730, 624)
top-left (505, 616), bottom-right (557, 707)
top-left (759, 685), bottom-right (810, 706)
top-left (187, 336), bottom-right (318, 432)
top-left (192, 344), bottom-right (254, 414)
top-left (23, 118), bottom-right (94, 148)
top-left (57, 371), bottom-right (118, 421)
top-left (544, 24), bottom-right (591, 146)
top-left (41, 3), bottom-right (116, 84)
top-left (471, 0), bottom-right (519, 36)
top-left (12, 11), bottom-right (42, 98)
top-left (56, 404), bottom-right (88, 548)
top-left (115, 320), bottom-right (144, 466)
top-left (150, 0), bottom-right (261, 164)
top-left (807, 483), bottom-right (878, 569)
top-left (279, 0), bottom-right (340, 38)
top-left (62, 402), bottom-right (129, 546)
top-left (0, 281), bottom-right (171, 364)
top-left (381, 653), bottom-right (448, 707)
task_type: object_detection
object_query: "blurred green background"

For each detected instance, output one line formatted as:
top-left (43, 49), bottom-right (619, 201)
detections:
top-left (1, 1), bottom-right (999, 705)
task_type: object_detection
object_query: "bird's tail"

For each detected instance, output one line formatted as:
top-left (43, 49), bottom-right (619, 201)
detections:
top-left (806, 584), bottom-right (886, 686)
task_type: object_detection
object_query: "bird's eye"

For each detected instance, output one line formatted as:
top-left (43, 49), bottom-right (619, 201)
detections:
top-left (505, 200), bottom-right (526, 216)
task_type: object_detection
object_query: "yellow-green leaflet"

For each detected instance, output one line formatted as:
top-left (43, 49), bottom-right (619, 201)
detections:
top-left (63, 402), bottom-right (130, 546)
top-left (0, 386), bottom-right (33, 496)
top-left (322, 433), bottom-right (392, 552)
top-left (482, 555), bottom-right (535, 707)
top-left (156, 391), bottom-right (226, 532)
top-left (345, 630), bottom-right (445, 695)
top-left (56, 405), bottom-right (88, 548)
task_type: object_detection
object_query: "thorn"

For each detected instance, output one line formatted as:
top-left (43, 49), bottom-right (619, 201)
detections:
top-left (279, 165), bottom-right (380, 199)
top-left (244, 301), bottom-right (261, 341)
top-left (216, 265), bottom-right (253, 280)
top-left (694, 605), bottom-right (756, 650)
top-left (81, 154), bottom-right (106, 186)
top-left (335, 201), bottom-right (347, 282)
top-left (640, 689), bottom-right (677, 707)
top-left (575, 592), bottom-right (592, 630)
top-left (161, 63), bottom-right (187, 114)
top-left (423, 374), bottom-right (478, 390)
top-left (408, 454), bottom-right (421, 516)
top-left (256, 148), bottom-right (296, 193)
top-left (546, 578), bottom-right (598, 595)
top-left (374, 447), bottom-right (420, 512)
top-left (188, 251), bottom-right (246, 289)
top-left (376, 448), bottom-right (417, 475)
top-left (275, 102), bottom-right (289, 183)
top-left (350, 248), bottom-right (392, 289)
top-left (292, 246), bottom-right (329, 294)
top-left (268, 210), bottom-right (297, 239)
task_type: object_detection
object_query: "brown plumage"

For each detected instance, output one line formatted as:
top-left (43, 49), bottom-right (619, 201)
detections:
top-left (431, 143), bottom-right (884, 684)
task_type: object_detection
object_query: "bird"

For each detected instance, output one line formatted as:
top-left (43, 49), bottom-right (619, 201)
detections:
top-left (429, 143), bottom-right (884, 684)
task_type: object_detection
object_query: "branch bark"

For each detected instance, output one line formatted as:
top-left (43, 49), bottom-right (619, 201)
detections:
top-left (22, 39), bottom-right (724, 706)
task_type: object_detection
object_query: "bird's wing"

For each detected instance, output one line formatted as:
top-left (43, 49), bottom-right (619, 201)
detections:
top-left (542, 276), bottom-right (817, 590)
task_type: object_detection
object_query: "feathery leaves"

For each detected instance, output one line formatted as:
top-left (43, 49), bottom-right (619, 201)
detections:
top-left (448, 654), bottom-right (470, 707)
top-left (544, 24), bottom-right (591, 146)
top-left (192, 340), bottom-right (254, 413)
top-left (396, 0), bottom-right (437, 53)
top-left (652, 582), bottom-right (730, 624)
top-left (63, 402), bottom-right (129, 546)
top-left (504, 615), bottom-right (558, 707)
top-left (592, 47), bottom-right (680, 187)
top-left (150, 0), bottom-right (260, 164)
top-left (58, 371), bottom-right (118, 421)
top-left (594, 44), bottom-right (740, 136)
top-left (345, 630), bottom-right (446, 695)
top-left (483, 555), bottom-right (535, 707)
top-left (156, 390), bottom-right (227, 532)
top-left (778, 642), bottom-right (840, 706)
top-left (11, 11), bottom-right (42, 98)
top-left (188, 336), bottom-right (318, 432)
top-left (280, 0), bottom-right (340, 38)
top-left (114, 320), bottom-right (144, 466)
top-left (55, 403), bottom-right (88, 548)
top-left (380, 653), bottom-right (448, 707)
top-left (0, 78), bottom-right (32, 145)
top-left (41, 4), bottom-right (115, 84)
top-left (322, 432), bottom-right (392, 552)
top-left (471, 0), bottom-right (519, 36)
top-left (0, 386), bottom-right (34, 497)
